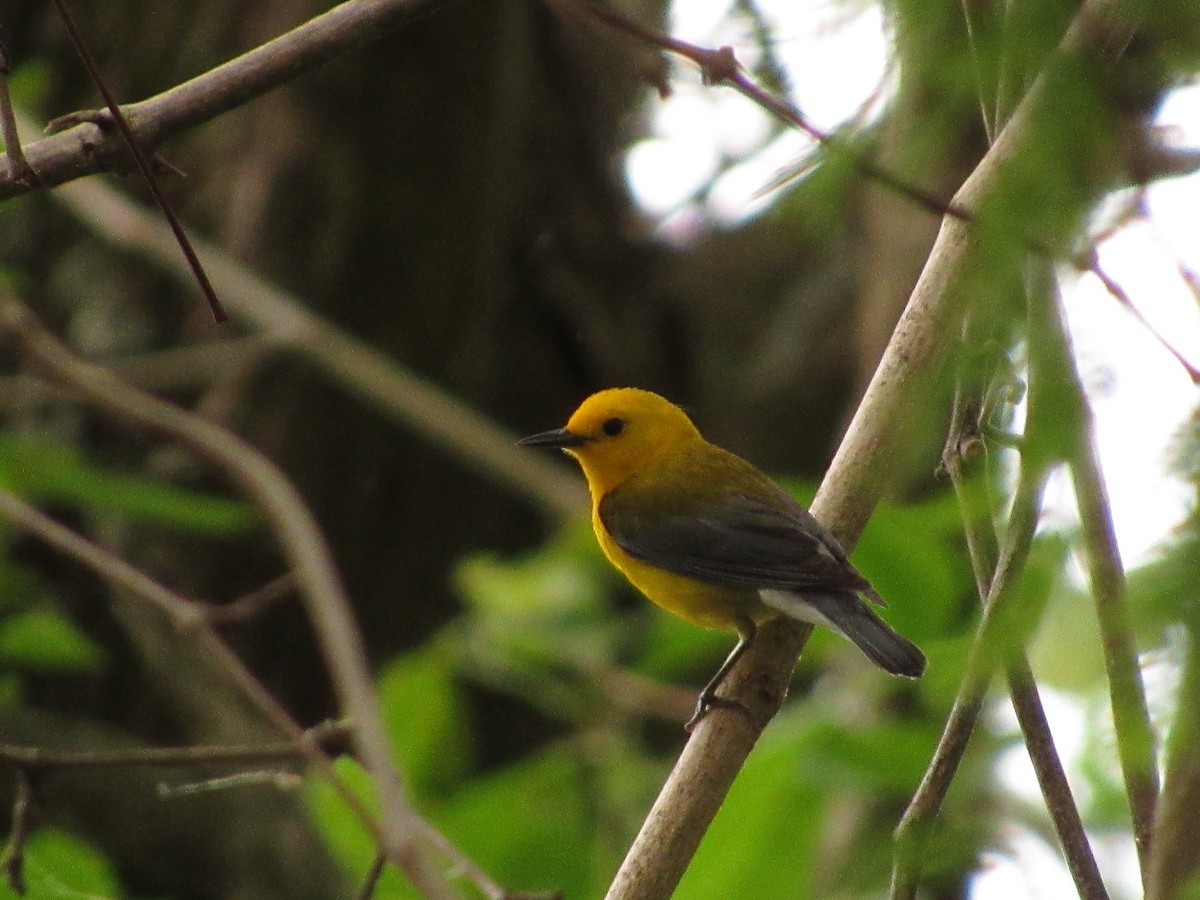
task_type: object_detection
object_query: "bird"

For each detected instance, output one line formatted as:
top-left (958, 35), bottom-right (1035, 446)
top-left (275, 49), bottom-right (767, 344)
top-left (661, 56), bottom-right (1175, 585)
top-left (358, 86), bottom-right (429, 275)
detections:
top-left (519, 387), bottom-right (925, 730)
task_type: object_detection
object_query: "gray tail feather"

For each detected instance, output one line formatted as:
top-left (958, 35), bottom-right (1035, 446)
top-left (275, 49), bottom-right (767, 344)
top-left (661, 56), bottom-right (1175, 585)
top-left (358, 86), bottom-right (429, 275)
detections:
top-left (785, 591), bottom-right (926, 678)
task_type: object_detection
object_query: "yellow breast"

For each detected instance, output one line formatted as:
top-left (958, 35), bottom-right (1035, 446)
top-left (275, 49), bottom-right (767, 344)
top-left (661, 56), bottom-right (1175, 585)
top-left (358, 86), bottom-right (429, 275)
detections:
top-left (590, 504), bottom-right (769, 633)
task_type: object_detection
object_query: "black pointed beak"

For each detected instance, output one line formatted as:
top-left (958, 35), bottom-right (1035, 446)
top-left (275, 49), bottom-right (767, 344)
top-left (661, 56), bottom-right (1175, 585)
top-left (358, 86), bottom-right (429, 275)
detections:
top-left (518, 427), bottom-right (589, 449)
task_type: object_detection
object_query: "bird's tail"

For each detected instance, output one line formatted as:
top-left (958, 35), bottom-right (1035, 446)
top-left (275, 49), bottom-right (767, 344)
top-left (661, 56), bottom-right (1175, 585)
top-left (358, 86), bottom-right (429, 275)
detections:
top-left (761, 590), bottom-right (926, 678)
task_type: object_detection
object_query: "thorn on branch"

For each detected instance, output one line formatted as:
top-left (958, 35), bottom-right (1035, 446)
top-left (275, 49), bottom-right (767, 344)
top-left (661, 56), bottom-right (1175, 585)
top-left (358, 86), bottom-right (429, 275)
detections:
top-left (697, 46), bottom-right (739, 86)
top-left (44, 108), bottom-right (114, 135)
top-left (0, 33), bottom-right (38, 189)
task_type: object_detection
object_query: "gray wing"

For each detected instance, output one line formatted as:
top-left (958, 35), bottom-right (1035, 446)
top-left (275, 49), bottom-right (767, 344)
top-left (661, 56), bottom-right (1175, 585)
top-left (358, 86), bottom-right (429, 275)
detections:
top-left (600, 486), bottom-right (875, 597)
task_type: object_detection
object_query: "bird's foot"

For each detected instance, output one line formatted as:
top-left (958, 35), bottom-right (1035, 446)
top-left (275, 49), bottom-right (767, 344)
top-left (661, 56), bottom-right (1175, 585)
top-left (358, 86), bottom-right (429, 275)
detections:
top-left (685, 692), bottom-right (752, 733)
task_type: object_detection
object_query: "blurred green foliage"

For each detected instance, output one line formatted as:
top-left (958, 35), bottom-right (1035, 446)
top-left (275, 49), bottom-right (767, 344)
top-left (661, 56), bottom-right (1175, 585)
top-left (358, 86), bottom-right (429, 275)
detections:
top-left (305, 487), bottom-right (997, 898)
top-left (0, 827), bottom-right (122, 899)
top-left (0, 434), bottom-right (259, 896)
top-left (303, 460), bottom-right (1184, 897)
top-left (0, 436), bottom-right (257, 534)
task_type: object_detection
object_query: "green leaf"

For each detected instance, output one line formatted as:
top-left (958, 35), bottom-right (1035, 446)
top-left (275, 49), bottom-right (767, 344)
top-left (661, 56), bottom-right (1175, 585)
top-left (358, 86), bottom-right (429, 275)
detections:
top-left (305, 758), bottom-right (416, 898)
top-left (453, 518), bottom-right (609, 620)
top-left (0, 436), bottom-right (256, 534)
top-left (0, 827), bottom-right (121, 898)
top-left (677, 724), bottom-right (824, 900)
top-left (796, 718), bottom-right (939, 793)
top-left (436, 748), bottom-right (598, 899)
top-left (377, 643), bottom-right (471, 801)
top-left (0, 609), bottom-right (104, 672)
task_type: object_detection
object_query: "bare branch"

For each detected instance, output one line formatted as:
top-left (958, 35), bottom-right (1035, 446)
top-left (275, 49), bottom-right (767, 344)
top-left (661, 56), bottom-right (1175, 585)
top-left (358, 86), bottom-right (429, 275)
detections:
top-left (0, 721), bottom-right (349, 771)
top-left (0, 35), bottom-right (35, 187)
top-left (0, 0), bottom-right (449, 200)
top-left (891, 460), bottom-right (1052, 900)
top-left (0, 296), bottom-right (456, 898)
top-left (49, 0), bottom-right (227, 322)
top-left (604, 1), bottom-right (1151, 895)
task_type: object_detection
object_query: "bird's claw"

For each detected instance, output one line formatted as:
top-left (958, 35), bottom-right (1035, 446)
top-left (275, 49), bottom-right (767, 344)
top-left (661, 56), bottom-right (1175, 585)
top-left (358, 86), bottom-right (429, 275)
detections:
top-left (685, 692), bottom-right (753, 733)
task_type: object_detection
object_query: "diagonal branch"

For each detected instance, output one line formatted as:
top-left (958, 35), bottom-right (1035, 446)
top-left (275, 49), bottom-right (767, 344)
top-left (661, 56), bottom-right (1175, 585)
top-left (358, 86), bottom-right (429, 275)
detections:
top-left (0, 295), bottom-right (456, 898)
top-left (49, 0), bottom-right (226, 322)
top-left (937, 320), bottom-right (1108, 900)
top-left (0, 485), bottom-right (519, 900)
top-left (603, 1), bottom-right (1152, 896)
top-left (0, 0), bottom-right (449, 200)
top-left (890, 458), bottom-right (1052, 900)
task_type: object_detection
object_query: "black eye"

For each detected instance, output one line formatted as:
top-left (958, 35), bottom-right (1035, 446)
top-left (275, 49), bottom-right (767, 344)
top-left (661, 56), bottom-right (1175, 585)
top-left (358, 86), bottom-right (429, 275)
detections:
top-left (602, 417), bottom-right (625, 437)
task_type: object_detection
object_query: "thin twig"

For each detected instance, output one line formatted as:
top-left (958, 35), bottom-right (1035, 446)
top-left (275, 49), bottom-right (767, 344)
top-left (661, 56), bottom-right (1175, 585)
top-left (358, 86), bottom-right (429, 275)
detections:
top-left (0, 33), bottom-right (36, 186)
top-left (890, 460), bottom-right (1051, 900)
top-left (1029, 269), bottom-right (1160, 885)
top-left (0, 296), bottom-right (456, 899)
top-left (48, 0), bottom-right (226, 323)
top-left (940, 327), bottom-right (1108, 900)
top-left (205, 573), bottom-right (298, 624)
top-left (0, 0), bottom-right (449, 201)
top-left (551, 0), bottom-right (970, 222)
top-left (0, 721), bottom-right (349, 771)
top-left (356, 852), bottom-right (387, 900)
top-left (1071, 436), bottom-right (1159, 877)
top-left (1146, 630), bottom-right (1200, 900)
top-left (1080, 249), bottom-right (1200, 383)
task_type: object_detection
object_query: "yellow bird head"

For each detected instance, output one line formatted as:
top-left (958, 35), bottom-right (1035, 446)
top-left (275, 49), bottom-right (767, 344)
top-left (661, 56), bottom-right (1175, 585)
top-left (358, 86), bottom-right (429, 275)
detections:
top-left (519, 388), bottom-right (701, 496)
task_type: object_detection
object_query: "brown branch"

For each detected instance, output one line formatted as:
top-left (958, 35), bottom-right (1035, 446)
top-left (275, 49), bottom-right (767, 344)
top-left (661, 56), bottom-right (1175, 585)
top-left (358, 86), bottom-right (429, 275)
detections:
top-left (49, 0), bottom-right (226, 323)
top-left (0, 721), bottom-right (349, 772)
top-left (602, 1), bottom-right (1153, 895)
top-left (0, 0), bottom-right (448, 200)
top-left (550, 0), bottom-right (969, 223)
top-left (1079, 249), bottom-right (1200, 383)
top-left (0, 483), bottom-right (518, 899)
top-left (0, 35), bottom-right (35, 187)
top-left (204, 573), bottom-right (298, 624)
top-left (0, 297), bottom-right (457, 898)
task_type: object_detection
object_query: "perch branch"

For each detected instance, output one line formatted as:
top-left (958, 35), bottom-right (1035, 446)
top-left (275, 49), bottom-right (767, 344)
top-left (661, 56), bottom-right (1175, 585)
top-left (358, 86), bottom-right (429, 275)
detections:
top-left (604, 1), bottom-right (1148, 896)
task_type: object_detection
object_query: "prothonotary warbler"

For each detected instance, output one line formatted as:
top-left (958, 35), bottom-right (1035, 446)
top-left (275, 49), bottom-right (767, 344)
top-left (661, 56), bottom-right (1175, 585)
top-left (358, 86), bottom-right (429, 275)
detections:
top-left (520, 387), bottom-right (925, 729)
